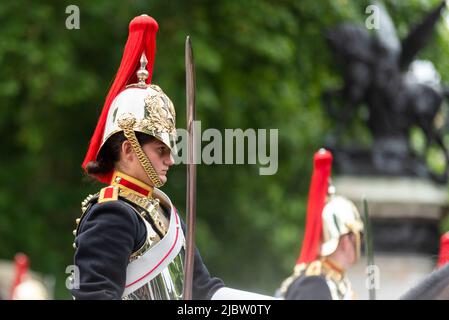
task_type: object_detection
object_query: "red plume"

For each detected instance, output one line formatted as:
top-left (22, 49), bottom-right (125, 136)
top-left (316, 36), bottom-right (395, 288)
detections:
top-left (10, 253), bottom-right (29, 299)
top-left (296, 149), bottom-right (333, 265)
top-left (437, 232), bottom-right (449, 268)
top-left (82, 15), bottom-right (159, 184)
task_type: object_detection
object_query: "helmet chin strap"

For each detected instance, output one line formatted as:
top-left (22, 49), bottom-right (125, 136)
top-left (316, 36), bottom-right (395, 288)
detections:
top-left (118, 115), bottom-right (164, 188)
top-left (346, 220), bottom-right (363, 262)
top-left (354, 231), bottom-right (362, 261)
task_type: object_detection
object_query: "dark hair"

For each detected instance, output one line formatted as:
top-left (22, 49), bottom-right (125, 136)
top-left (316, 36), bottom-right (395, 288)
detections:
top-left (85, 132), bottom-right (155, 176)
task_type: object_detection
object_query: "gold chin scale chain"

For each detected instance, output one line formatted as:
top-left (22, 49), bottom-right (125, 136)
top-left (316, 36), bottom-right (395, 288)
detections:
top-left (118, 115), bottom-right (164, 188)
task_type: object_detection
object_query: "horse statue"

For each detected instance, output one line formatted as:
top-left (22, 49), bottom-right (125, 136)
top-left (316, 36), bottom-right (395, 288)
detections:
top-left (324, 1), bottom-right (449, 183)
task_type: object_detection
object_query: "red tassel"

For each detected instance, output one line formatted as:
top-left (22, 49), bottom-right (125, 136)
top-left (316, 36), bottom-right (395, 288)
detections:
top-left (296, 149), bottom-right (333, 265)
top-left (10, 253), bottom-right (29, 299)
top-left (437, 232), bottom-right (449, 268)
top-left (82, 15), bottom-right (159, 184)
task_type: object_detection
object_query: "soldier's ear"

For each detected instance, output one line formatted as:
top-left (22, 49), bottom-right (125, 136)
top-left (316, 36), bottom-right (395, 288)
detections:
top-left (346, 233), bottom-right (358, 253)
top-left (341, 234), bottom-right (353, 252)
top-left (121, 140), bottom-right (135, 162)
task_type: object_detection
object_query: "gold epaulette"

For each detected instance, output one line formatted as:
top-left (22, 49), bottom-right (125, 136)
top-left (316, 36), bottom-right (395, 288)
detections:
top-left (81, 193), bottom-right (98, 214)
top-left (278, 263), bottom-right (309, 296)
top-left (305, 260), bottom-right (323, 276)
top-left (72, 187), bottom-right (120, 250)
top-left (72, 191), bottom-right (100, 249)
top-left (321, 259), bottom-right (344, 282)
top-left (279, 260), bottom-right (350, 299)
top-left (98, 186), bottom-right (119, 203)
top-left (302, 259), bottom-right (344, 280)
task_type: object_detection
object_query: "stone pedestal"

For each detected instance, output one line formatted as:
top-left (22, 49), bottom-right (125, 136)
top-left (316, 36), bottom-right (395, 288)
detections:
top-left (347, 254), bottom-right (435, 299)
top-left (334, 176), bottom-right (448, 299)
top-left (335, 176), bottom-right (448, 254)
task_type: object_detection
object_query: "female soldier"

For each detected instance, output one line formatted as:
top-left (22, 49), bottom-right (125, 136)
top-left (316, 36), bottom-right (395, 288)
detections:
top-left (71, 14), bottom-right (273, 300)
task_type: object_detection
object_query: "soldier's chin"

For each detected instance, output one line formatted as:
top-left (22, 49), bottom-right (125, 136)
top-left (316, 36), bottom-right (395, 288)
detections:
top-left (159, 174), bottom-right (167, 184)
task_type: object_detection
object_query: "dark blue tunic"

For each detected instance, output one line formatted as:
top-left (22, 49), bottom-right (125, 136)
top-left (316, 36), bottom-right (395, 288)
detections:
top-left (71, 200), bottom-right (224, 300)
top-left (285, 275), bottom-right (332, 300)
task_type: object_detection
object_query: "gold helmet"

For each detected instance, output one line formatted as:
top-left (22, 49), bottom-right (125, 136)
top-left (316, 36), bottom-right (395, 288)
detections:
top-left (321, 193), bottom-right (364, 259)
top-left (82, 15), bottom-right (176, 188)
top-left (12, 278), bottom-right (49, 300)
top-left (102, 56), bottom-right (177, 188)
top-left (103, 81), bottom-right (176, 154)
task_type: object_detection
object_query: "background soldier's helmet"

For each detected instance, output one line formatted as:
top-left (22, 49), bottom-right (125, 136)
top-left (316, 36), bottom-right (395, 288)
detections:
top-left (82, 15), bottom-right (176, 187)
top-left (2, 253), bottom-right (51, 300)
top-left (321, 194), bottom-right (364, 259)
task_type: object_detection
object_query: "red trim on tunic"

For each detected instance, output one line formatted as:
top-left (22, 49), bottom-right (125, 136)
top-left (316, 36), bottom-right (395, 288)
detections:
top-left (119, 178), bottom-right (151, 197)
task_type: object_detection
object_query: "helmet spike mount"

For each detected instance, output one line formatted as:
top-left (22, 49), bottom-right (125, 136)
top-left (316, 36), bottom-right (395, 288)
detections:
top-left (136, 53), bottom-right (149, 88)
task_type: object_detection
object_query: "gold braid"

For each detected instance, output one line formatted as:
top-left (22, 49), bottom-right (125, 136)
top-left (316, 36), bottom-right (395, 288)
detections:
top-left (118, 115), bottom-right (164, 188)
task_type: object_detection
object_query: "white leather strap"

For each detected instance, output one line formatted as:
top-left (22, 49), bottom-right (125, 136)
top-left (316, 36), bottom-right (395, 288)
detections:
top-left (123, 206), bottom-right (184, 297)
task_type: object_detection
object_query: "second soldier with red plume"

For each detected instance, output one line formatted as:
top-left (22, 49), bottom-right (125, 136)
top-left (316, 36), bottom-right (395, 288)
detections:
top-left (278, 149), bottom-right (364, 300)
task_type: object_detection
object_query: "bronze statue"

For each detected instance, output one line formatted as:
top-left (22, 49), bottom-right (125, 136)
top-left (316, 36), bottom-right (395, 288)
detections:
top-left (324, 1), bottom-right (449, 183)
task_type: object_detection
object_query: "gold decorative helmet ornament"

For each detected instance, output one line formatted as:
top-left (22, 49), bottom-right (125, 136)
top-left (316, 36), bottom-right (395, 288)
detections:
top-left (82, 15), bottom-right (176, 187)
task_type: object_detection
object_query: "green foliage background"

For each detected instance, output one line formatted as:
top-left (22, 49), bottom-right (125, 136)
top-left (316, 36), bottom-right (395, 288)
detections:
top-left (1, 0), bottom-right (449, 298)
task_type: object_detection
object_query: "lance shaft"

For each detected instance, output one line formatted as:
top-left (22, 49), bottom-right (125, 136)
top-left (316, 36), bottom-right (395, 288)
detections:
top-left (363, 197), bottom-right (376, 300)
top-left (183, 36), bottom-right (196, 300)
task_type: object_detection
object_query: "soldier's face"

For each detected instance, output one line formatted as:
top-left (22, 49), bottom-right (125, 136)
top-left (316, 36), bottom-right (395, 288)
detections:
top-left (346, 233), bottom-right (357, 266)
top-left (118, 139), bottom-right (175, 187)
top-left (141, 139), bottom-right (175, 186)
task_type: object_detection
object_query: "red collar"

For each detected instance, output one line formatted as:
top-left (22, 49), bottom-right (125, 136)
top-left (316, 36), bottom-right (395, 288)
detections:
top-left (111, 171), bottom-right (154, 198)
top-left (323, 258), bottom-right (345, 275)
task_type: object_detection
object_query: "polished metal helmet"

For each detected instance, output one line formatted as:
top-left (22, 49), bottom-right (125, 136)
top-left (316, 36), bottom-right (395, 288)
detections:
top-left (82, 15), bottom-right (176, 187)
top-left (7, 253), bottom-right (51, 300)
top-left (12, 277), bottom-right (49, 300)
top-left (320, 193), bottom-right (364, 259)
top-left (102, 56), bottom-right (177, 153)
top-left (102, 55), bottom-right (177, 188)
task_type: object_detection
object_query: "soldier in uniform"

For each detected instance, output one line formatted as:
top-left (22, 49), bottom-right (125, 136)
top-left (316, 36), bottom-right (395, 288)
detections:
top-left (71, 14), bottom-right (275, 300)
top-left (278, 149), bottom-right (364, 300)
